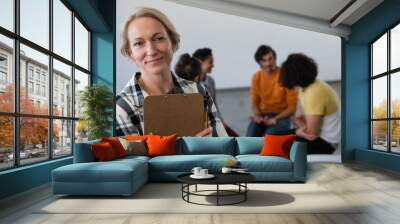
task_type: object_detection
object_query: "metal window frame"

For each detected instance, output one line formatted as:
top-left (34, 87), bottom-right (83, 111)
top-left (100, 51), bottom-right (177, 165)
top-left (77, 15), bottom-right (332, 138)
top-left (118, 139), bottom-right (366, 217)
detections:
top-left (0, 0), bottom-right (92, 171)
top-left (370, 19), bottom-right (400, 155)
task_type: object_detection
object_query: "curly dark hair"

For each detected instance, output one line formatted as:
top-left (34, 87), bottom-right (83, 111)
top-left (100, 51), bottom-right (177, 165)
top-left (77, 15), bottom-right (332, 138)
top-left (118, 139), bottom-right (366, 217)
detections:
top-left (174, 53), bottom-right (202, 81)
top-left (254, 45), bottom-right (276, 63)
top-left (192, 48), bottom-right (212, 61)
top-left (279, 53), bottom-right (318, 89)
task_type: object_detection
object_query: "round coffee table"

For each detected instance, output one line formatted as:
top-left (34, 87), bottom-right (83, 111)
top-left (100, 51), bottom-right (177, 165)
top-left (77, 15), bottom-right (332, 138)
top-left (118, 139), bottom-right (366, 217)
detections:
top-left (177, 173), bottom-right (255, 206)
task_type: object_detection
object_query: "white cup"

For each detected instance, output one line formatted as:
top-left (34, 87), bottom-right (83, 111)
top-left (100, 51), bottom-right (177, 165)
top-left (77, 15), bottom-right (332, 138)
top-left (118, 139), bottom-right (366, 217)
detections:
top-left (191, 167), bottom-right (202, 176)
top-left (200, 169), bottom-right (208, 176)
top-left (221, 167), bottom-right (232, 174)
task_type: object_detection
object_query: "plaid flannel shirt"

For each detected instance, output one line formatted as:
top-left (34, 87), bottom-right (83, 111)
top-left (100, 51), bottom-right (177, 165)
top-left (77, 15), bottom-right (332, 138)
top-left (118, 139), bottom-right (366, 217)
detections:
top-left (116, 72), bottom-right (227, 137)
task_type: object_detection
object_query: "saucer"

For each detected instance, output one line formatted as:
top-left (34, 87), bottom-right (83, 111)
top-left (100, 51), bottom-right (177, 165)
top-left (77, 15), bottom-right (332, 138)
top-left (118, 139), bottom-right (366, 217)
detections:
top-left (190, 174), bottom-right (215, 179)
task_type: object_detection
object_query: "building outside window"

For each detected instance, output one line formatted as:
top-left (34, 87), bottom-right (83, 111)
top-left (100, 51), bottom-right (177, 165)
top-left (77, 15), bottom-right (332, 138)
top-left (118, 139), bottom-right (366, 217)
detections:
top-left (0, 54), bottom-right (7, 90)
top-left (28, 66), bottom-right (34, 80)
top-left (0, 71), bottom-right (6, 85)
top-left (28, 81), bottom-right (34, 94)
top-left (41, 85), bottom-right (46, 97)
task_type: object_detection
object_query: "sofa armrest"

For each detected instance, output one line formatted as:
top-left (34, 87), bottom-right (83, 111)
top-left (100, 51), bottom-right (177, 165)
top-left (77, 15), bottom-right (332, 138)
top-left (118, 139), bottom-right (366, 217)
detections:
top-left (73, 140), bottom-right (100, 163)
top-left (289, 141), bottom-right (307, 181)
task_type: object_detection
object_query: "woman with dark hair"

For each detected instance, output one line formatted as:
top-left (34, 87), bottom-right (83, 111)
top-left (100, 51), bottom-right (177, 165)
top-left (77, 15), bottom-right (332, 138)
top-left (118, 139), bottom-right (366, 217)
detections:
top-left (174, 53), bottom-right (239, 137)
top-left (174, 53), bottom-right (202, 82)
top-left (280, 53), bottom-right (340, 154)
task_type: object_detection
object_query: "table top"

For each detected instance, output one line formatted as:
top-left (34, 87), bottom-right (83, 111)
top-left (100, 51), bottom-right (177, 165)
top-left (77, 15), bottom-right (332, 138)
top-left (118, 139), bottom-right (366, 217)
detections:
top-left (177, 172), bottom-right (255, 185)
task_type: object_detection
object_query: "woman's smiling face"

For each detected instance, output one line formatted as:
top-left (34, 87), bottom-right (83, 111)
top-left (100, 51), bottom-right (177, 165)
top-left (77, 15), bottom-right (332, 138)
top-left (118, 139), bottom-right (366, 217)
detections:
top-left (127, 17), bottom-right (175, 76)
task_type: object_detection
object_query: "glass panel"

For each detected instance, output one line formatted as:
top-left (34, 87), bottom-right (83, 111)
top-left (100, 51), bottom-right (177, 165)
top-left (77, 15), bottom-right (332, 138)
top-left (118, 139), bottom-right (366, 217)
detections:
top-left (0, 0), bottom-right (14, 31)
top-left (74, 17), bottom-right (89, 70)
top-left (75, 120), bottom-right (88, 143)
top-left (20, 0), bottom-right (49, 49)
top-left (391, 120), bottom-right (400, 153)
top-left (0, 35), bottom-right (14, 112)
top-left (20, 44), bottom-right (49, 115)
top-left (53, 0), bottom-right (72, 60)
top-left (391, 72), bottom-right (400, 118)
top-left (372, 33), bottom-right (387, 76)
top-left (20, 117), bottom-right (49, 165)
top-left (74, 69), bottom-right (89, 118)
top-left (372, 77), bottom-right (387, 119)
top-left (391, 24), bottom-right (400, 70)
top-left (0, 116), bottom-right (13, 170)
top-left (53, 59), bottom-right (72, 117)
top-left (372, 121), bottom-right (388, 151)
top-left (53, 119), bottom-right (72, 158)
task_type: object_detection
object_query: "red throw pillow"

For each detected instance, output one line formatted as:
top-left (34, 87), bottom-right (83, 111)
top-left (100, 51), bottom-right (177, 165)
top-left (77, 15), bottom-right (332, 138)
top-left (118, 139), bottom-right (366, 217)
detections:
top-left (101, 137), bottom-right (126, 158)
top-left (146, 134), bottom-right (177, 157)
top-left (91, 142), bottom-right (117, 161)
top-left (259, 135), bottom-right (296, 159)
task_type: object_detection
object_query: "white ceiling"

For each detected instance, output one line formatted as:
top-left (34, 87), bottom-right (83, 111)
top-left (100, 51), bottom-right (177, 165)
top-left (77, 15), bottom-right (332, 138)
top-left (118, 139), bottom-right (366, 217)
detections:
top-left (226, 0), bottom-right (352, 22)
top-left (165, 0), bottom-right (384, 38)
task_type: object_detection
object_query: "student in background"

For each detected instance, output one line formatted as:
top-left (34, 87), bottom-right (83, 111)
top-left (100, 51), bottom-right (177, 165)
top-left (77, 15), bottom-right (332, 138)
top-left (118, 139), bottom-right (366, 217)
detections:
top-left (193, 48), bottom-right (216, 102)
top-left (247, 45), bottom-right (297, 137)
top-left (192, 48), bottom-right (239, 137)
top-left (279, 53), bottom-right (340, 154)
top-left (174, 53), bottom-right (202, 82)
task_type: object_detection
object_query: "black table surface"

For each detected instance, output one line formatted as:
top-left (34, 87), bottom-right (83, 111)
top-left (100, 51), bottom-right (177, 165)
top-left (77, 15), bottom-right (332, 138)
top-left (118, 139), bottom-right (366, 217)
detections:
top-left (177, 172), bottom-right (255, 185)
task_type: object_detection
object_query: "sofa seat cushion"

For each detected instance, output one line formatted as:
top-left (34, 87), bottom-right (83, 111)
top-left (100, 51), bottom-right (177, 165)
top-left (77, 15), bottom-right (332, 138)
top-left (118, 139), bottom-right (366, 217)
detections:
top-left (236, 155), bottom-right (293, 172)
top-left (149, 154), bottom-right (235, 172)
top-left (53, 159), bottom-right (147, 183)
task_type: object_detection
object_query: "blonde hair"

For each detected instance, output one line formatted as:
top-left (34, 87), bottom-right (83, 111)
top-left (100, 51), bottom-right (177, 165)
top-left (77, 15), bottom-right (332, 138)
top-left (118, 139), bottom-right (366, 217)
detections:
top-left (120, 7), bottom-right (180, 57)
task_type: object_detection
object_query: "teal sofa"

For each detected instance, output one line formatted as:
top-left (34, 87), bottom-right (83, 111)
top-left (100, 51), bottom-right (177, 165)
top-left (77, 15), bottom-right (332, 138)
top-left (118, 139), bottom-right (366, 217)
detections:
top-left (52, 137), bottom-right (307, 196)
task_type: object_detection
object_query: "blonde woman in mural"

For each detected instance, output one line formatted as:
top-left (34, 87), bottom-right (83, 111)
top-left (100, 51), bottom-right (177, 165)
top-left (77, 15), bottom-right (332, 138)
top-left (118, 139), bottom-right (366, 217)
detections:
top-left (116, 7), bottom-right (227, 137)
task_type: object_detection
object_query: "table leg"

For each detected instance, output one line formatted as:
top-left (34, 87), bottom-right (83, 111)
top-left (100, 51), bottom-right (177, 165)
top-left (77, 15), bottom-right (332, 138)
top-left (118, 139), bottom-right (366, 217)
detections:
top-left (245, 183), bottom-right (247, 201)
top-left (217, 184), bottom-right (219, 206)
top-left (195, 184), bottom-right (197, 192)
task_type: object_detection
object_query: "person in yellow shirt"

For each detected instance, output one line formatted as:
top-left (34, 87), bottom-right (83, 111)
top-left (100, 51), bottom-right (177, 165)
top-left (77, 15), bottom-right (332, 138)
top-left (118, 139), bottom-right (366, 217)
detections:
top-left (247, 45), bottom-right (297, 137)
top-left (279, 53), bottom-right (340, 154)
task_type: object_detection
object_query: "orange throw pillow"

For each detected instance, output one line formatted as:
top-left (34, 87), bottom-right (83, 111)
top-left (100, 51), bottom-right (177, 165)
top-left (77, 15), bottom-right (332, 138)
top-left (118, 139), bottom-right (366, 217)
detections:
top-left (124, 135), bottom-right (148, 141)
top-left (91, 142), bottom-right (117, 161)
top-left (101, 137), bottom-right (126, 158)
top-left (260, 135), bottom-right (296, 159)
top-left (146, 134), bottom-right (177, 157)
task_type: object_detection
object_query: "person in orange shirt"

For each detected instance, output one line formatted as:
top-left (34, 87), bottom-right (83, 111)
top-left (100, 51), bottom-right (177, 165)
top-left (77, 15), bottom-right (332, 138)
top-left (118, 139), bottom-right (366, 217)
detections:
top-left (246, 45), bottom-right (297, 137)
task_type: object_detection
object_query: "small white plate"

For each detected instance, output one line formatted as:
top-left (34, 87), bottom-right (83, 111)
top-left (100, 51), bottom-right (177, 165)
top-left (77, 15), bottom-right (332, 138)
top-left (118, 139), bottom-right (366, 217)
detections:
top-left (190, 174), bottom-right (215, 179)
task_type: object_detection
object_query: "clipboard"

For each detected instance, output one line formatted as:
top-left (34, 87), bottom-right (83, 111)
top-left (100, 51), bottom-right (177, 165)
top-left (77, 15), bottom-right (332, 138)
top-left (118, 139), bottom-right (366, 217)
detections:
top-left (143, 93), bottom-right (207, 136)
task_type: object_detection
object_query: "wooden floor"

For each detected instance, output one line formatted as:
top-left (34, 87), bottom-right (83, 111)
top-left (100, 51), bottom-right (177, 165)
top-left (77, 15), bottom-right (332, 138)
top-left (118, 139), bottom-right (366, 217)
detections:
top-left (1, 161), bottom-right (400, 224)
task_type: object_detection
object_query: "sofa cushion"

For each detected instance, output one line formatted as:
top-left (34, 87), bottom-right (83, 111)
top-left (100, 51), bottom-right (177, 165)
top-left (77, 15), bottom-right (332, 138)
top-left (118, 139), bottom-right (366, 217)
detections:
top-left (91, 142), bottom-right (118, 161)
top-left (101, 137), bottom-right (126, 158)
top-left (124, 135), bottom-right (148, 141)
top-left (148, 154), bottom-right (235, 172)
top-left (236, 137), bottom-right (263, 155)
top-left (147, 134), bottom-right (177, 157)
top-left (179, 137), bottom-right (235, 155)
top-left (236, 155), bottom-right (293, 172)
top-left (260, 135), bottom-right (295, 159)
top-left (118, 138), bottom-right (147, 156)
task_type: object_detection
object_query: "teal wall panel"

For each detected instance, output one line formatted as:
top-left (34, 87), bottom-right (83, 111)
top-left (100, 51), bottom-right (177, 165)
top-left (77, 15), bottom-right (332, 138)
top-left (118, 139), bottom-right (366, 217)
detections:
top-left (344, 0), bottom-right (400, 171)
top-left (0, 158), bottom-right (72, 199)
